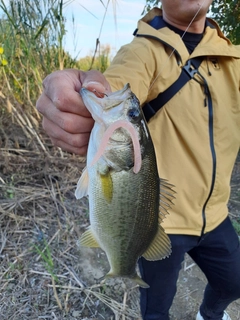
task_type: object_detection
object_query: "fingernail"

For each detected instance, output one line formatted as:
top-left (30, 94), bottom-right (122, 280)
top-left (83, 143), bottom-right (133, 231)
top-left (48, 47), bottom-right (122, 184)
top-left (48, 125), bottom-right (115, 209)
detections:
top-left (83, 81), bottom-right (104, 89)
top-left (83, 81), bottom-right (107, 98)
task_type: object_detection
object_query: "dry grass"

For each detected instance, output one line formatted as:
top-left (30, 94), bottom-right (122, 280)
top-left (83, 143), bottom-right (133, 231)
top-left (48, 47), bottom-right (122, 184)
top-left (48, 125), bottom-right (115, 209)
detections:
top-left (0, 98), bottom-right (141, 319)
top-left (1, 2), bottom-right (239, 318)
top-left (0, 97), bottom-right (240, 320)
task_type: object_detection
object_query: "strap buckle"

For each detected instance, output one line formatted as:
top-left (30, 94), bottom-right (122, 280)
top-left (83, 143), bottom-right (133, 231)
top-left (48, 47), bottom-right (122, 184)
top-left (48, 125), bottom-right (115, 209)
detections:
top-left (183, 59), bottom-right (199, 78)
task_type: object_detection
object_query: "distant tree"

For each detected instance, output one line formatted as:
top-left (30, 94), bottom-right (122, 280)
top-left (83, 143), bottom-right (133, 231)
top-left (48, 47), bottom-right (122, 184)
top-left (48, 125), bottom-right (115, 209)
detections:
top-left (211, 0), bottom-right (240, 44)
top-left (143, 0), bottom-right (240, 44)
top-left (142, 0), bottom-right (160, 14)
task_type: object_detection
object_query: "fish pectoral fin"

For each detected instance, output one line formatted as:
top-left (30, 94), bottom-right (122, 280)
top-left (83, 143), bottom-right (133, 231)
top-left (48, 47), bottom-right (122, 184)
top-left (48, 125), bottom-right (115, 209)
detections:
top-left (75, 167), bottom-right (89, 199)
top-left (79, 228), bottom-right (100, 248)
top-left (100, 171), bottom-right (113, 203)
top-left (142, 225), bottom-right (171, 261)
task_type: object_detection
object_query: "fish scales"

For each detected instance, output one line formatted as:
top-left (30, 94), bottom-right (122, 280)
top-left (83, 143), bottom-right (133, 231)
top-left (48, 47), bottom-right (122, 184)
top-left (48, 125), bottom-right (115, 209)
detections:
top-left (90, 165), bottom-right (158, 272)
top-left (75, 83), bottom-right (174, 288)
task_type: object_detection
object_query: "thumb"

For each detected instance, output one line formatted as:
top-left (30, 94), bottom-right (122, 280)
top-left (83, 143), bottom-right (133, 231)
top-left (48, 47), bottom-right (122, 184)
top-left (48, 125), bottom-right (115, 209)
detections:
top-left (81, 70), bottom-right (112, 97)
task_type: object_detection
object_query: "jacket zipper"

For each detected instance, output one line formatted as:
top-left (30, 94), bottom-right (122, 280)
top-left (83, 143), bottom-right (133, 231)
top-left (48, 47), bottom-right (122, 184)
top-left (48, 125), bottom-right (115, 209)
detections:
top-left (200, 82), bottom-right (217, 236)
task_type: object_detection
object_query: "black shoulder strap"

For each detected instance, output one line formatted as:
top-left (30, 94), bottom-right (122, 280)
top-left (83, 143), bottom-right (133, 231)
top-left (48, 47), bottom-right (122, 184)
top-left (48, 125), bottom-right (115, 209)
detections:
top-left (143, 56), bottom-right (205, 122)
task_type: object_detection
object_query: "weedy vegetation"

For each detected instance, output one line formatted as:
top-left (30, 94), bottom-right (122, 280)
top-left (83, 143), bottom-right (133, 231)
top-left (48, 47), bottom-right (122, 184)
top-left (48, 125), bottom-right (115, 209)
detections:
top-left (0, 1), bottom-right (139, 319)
top-left (0, 1), bottom-right (239, 320)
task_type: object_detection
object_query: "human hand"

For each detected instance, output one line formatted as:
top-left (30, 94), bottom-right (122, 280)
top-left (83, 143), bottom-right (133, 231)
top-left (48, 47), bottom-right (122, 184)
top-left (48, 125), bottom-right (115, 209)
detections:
top-left (36, 69), bottom-right (111, 155)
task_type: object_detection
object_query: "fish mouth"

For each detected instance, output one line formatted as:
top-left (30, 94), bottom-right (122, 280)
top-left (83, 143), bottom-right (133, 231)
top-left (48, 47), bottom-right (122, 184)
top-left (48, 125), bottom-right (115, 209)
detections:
top-left (81, 83), bottom-right (132, 113)
top-left (102, 83), bottom-right (131, 111)
top-left (81, 83), bottom-right (142, 173)
top-left (81, 82), bottom-right (130, 98)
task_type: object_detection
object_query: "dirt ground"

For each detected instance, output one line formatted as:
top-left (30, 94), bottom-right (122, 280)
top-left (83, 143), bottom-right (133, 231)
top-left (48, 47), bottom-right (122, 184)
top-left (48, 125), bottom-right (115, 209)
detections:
top-left (0, 108), bottom-right (240, 320)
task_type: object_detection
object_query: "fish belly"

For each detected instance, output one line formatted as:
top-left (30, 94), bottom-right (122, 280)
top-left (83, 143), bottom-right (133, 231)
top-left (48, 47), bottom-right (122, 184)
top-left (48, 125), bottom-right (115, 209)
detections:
top-left (88, 162), bottom-right (159, 277)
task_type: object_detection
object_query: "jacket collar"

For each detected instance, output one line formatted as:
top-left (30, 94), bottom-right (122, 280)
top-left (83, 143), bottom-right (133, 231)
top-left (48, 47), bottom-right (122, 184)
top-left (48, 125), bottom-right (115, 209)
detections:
top-left (147, 13), bottom-right (215, 31)
top-left (134, 8), bottom-right (240, 60)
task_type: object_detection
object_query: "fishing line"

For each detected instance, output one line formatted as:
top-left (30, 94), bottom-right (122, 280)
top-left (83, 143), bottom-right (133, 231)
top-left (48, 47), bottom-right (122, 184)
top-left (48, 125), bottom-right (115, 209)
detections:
top-left (149, 0), bottom-right (208, 90)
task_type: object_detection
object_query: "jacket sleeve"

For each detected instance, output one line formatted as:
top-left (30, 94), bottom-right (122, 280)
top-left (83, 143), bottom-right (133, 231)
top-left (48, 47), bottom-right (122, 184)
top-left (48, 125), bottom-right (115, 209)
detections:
top-left (104, 37), bottom-right (158, 106)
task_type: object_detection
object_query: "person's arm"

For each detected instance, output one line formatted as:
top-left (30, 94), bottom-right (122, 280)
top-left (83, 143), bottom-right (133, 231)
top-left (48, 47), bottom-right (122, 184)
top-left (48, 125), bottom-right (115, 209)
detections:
top-left (36, 69), bottom-right (111, 155)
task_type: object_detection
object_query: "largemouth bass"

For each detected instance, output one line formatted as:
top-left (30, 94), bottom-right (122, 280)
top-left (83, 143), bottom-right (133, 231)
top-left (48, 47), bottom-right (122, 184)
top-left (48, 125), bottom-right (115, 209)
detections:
top-left (75, 83), bottom-right (174, 288)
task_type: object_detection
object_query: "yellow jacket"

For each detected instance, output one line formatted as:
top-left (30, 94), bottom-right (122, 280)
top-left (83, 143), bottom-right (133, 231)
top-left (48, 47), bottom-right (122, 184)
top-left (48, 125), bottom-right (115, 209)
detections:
top-left (104, 8), bottom-right (240, 236)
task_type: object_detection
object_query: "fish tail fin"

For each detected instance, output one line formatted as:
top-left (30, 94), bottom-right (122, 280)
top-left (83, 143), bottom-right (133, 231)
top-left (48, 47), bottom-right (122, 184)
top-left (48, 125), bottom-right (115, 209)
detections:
top-left (131, 274), bottom-right (149, 288)
top-left (104, 272), bottom-right (149, 288)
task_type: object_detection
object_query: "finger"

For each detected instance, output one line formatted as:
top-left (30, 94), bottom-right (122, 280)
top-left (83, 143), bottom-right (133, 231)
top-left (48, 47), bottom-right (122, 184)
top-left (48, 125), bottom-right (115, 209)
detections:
top-left (42, 117), bottom-right (91, 150)
top-left (41, 69), bottom-right (89, 115)
top-left (36, 91), bottom-right (87, 118)
top-left (81, 70), bottom-right (112, 95)
top-left (50, 137), bottom-right (89, 156)
top-left (41, 69), bottom-right (112, 115)
top-left (40, 99), bottom-right (94, 134)
top-left (54, 88), bottom-right (90, 116)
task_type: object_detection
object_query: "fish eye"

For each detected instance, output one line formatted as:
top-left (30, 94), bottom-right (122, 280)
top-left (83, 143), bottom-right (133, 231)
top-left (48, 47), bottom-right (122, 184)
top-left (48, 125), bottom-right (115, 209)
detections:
top-left (127, 107), bottom-right (141, 122)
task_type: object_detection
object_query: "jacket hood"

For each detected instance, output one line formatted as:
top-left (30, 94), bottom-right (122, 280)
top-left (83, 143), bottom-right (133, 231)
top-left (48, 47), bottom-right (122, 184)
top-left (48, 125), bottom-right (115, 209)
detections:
top-left (135, 7), bottom-right (240, 62)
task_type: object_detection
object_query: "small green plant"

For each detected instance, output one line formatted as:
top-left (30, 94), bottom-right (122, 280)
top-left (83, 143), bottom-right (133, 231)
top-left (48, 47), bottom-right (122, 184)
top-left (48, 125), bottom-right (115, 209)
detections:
top-left (4, 176), bottom-right (15, 199)
top-left (232, 218), bottom-right (240, 236)
top-left (5, 188), bottom-right (14, 199)
top-left (34, 238), bottom-right (58, 283)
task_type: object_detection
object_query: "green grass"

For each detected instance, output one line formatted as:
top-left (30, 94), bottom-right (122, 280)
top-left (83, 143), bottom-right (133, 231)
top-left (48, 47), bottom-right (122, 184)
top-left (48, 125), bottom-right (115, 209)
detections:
top-left (33, 238), bottom-right (59, 283)
top-left (232, 218), bottom-right (240, 236)
top-left (0, 0), bottom-right (111, 119)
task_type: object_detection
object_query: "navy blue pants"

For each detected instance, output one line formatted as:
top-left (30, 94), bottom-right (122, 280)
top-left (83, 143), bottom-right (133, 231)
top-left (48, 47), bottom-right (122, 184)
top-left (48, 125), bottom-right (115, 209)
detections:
top-left (139, 217), bottom-right (240, 320)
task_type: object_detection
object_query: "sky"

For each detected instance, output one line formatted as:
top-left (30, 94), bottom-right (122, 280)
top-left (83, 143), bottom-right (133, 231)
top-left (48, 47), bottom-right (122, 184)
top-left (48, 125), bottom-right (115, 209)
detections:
top-left (63, 0), bottom-right (147, 58)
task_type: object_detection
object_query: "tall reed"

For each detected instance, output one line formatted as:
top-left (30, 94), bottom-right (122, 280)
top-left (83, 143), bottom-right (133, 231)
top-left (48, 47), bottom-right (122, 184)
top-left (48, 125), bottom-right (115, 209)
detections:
top-left (0, 0), bottom-right (77, 111)
top-left (0, 0), bottom-right (112, 118)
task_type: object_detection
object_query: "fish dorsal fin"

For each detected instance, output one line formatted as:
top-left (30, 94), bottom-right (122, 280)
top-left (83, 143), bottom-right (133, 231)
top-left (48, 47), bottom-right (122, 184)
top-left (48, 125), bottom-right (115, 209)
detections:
top-left (75, 167), bottom-right (89, 199)
top-left (79, 228), bottom-right (100, 248)
top-left (159, 178), bottom-right (176, 222)
top-left (142, 224), bottom-right (171, 261)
